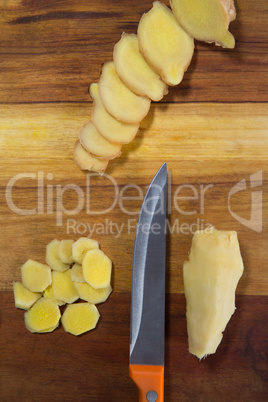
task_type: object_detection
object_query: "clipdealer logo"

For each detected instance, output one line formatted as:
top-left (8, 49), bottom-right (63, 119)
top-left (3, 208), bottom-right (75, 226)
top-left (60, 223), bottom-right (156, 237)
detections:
top-left (228, 170), bottom-right (263, 233)
top-left (5, 170), bottom-right (263, 235)
top-left (5, 171), bottom-right (214, 235)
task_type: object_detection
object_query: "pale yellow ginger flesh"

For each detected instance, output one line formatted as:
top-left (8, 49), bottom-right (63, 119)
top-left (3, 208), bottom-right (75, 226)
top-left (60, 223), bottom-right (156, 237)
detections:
top-left (21, 259), bottom-right (52, 293)
top-left (70, 263), bottom-right (85, 283)
top-left (14, 237), bottom-right (113, 336)
top-left (98, 61), bottom-right (151, 124)
top-left (43, 284), bottom-right (66, 306)
top-left (138, 1), bottom-right (194, 86)
top-left (169, 0), bottom-right (236, 48)
top-left (46, 239), bottom-right (70, 272)
top-left (113, 33), bottom-right (168, 101)
top-left (13, 282), bottom-right (41, 310)
top-left (74, 1), bottom-right (236, 173)
top-left (83, 249), bottom-right (112, 289)
top-left (79, 121), bottom-right (122, 159)
top-left (74, 282), bottom-right (112, 304)
top-left (61, 302), bottom-right (100, 336)
top-left (58, 239), bottom-right (74, 264)
top-left (183, 228), bottom-right (244, 359)
top-left (72, 237), bottom-right (99, 264)
top-left (90, 83), bottom-right (139, 144)
top-left (52, 269), bottom-right (79, 304)
top-left (25, 297), bottom-right (61, 333)
top-left (74, 140), bottom-right (109, 173)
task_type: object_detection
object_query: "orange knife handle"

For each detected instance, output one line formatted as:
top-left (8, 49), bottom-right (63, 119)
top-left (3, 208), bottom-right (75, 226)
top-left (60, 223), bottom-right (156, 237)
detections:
top-left (129, 364), bottom-right (164, 402)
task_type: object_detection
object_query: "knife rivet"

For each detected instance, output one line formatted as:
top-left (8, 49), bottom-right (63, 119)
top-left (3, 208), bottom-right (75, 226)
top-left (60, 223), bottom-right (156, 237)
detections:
top-left (146, 390), bottom-right (158, 402)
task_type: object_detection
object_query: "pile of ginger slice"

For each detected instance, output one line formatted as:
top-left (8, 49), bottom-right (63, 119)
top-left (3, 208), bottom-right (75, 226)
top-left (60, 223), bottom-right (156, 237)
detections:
top-left (74, 0), bottom-right (236, 173)
top-left (14, 238), bottom-right (113, 336)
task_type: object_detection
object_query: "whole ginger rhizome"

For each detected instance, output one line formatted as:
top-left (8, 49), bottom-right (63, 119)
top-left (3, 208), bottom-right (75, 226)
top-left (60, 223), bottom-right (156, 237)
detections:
top-left (183, 228), bottom-right (244, 359)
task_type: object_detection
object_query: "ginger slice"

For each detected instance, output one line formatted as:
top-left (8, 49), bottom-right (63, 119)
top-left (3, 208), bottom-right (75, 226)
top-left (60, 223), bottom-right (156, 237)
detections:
top-left (138, 1), bottom-right (194, 86)
top-left (170, 0), bottom-right (236, 48)
top-left (25, 297), bottom-right (61, 333)
top-left (183, 228), bottom-right (244, 359)
top-left (46, 239), bottom-right (70, 272)
top-left (82, 249), bottom-right (112, 289)
top-left (79, 121), bottom-right (122, 159)
top-left (21, 259), bottom-right (52, 293)
top-left (90, 83), bottom-right (139, 144)
top-left (70, 263), bottom-right (85, 283)
top-left (43, 284), bottom-right (66, 306)
top-left (113, 33), bottom-right (168, 101)
top-left (52, 269), bottom-right (79, 304)
top-left (58, 239), bottom-right (74, 264)
top-left (98, 61), bottom-right (151, 124)
top-left (13, 281), bottom-right (42, 310)
top-left (74, 281), bottom-right (112, 304)
top-left (61, 302), bottom-right (100, 336)
top-left (72, 237), bottom-right (99, 264)
top-left (74, 140), bottom-right (109, 174)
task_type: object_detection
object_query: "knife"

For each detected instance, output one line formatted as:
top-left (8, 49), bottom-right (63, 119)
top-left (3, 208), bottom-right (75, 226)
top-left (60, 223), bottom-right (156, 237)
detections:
top-left (129, 163), bottom-right (167, 402)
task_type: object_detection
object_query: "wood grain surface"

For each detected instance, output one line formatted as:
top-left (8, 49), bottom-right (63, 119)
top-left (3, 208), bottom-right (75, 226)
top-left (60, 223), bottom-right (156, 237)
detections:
top-left (0, 0), bottom-right (267, 401)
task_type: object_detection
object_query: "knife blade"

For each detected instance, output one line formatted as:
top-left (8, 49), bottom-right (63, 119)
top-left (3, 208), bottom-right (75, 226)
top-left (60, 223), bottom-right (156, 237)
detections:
top-left (129, 163), bottom-right (167, 402)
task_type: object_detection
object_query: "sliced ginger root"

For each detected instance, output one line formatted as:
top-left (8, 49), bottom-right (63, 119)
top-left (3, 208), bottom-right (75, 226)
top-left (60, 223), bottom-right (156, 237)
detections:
top-left (70, 263), bottom-right (85, 283)
top-left (15, 237), bottom-right (113, 336)
top-left (98, 61), bottom-right (151, 124)
top-left (79, 121), bottom-right (122, 159)
top-left (113, 33), bottom-right (168, 101)
top-left (138, 1), bottom-right (194, 86)
top-left (61, 302), bottom-right (100, 336)
top-left (83, 249), bottom-right (112, 289)
top-left (13, 282), bottom-right (42, 310)
top-left (25, 297), bottom-right (61, 333)
top-left (58, 239), bottom-right (74, 264)
top-left (183, 228), bottom-right (244, 359)
top-left (74, 140), bottom-right (109, 174)
top-left (74, 1), bottom-right (236, 173)
top-left (43, 284), bottom-right (66, 306)
top-left (21, 259), bottom-right (52, 293)
top-left (46, 239), bottom-right (70, 272)
top-left (74, 282), bottom-right (112, 305)
top-left (72, 237), bottom-right (99, 264)
top-left (170, 0), bottom-right (236, 48)
top-left (90, 83), bottom-right (139, 144)
top-left (52, 269), bottom-right (79, 304)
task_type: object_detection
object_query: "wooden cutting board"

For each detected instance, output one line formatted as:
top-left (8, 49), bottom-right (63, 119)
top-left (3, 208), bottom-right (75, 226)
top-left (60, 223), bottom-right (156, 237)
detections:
top-left (0, 0), bottom-right (267, 400)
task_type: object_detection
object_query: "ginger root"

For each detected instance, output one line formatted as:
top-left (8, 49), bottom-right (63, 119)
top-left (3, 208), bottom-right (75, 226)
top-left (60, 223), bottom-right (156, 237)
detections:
top-left (14, 237), bottom-right (113, 336)
top-left (43, 284), bottom-right (66, 306)
top-left (13, 282), bottom-right (41, 310)
top-left (79, 121), bottom-right (122, 160)
top-left (61, 303), bottom-right (100, 336)
top-left (74, 282), bottom-right (112, 305)
top-left (25, 297), bottom-right (61, 333)
top-left (21, 259), bottom-right (52, 293)
top-left (46, 239), bottom-right (70, 272)
top-left (83, 249), bottom-right (112, 289)
top-left (138, 1), bottom-right (194, 86)
top-left (58, 239), bottom-right (74, 264)
top-left (52, 269), bottom-right (79, 304)
top-left (169, 0), bottom-right (236, 48)
top-left (74, 1), bottom-right (236, 173)
top-left (72, 237), bottom-right (99, 264)
top-left (70, 263), bottom-right (85, 283)
top-left (90, 83), bottom-right (139, 144)
top-left (113, 33), bottom-right (168, 101)
top-left (184, 228), bottom-right (244, 359)
top-left (98, 61), bottom-right (151, 124)
top-left (74, 140), bottom-right (109, 174)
